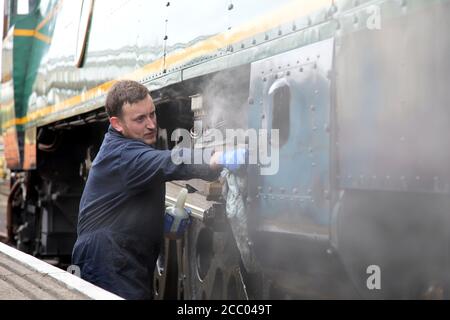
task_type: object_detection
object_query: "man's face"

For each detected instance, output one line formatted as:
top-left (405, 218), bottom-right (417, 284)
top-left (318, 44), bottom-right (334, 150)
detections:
top-left (111, 95), bottom-right (158, 145)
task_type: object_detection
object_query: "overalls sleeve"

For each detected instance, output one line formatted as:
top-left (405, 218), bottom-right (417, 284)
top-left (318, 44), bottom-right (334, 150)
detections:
top-left (120, 144), bottom-right (221, 192)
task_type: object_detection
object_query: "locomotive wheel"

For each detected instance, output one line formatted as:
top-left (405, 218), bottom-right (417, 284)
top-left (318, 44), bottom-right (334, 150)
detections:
top-left (153, 238), bottom-right (178, 299)
top-left (182, 218), bottom-right (249, 300)
top-left (9, 179), bottom-right (33, 253)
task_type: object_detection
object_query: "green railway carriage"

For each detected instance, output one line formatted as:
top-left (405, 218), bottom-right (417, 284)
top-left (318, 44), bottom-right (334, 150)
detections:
top-left (2, 0), bottom-right (450, 299)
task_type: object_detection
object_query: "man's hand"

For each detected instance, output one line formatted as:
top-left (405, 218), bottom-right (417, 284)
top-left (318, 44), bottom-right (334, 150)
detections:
top-left (210, 148), bottom-right (248, 171)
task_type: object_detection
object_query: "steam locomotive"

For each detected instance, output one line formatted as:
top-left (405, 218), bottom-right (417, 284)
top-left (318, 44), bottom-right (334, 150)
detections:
top-left (1, 0), bottom-right (450, 299)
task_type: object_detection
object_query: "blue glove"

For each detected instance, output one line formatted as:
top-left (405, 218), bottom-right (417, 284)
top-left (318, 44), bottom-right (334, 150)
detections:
top-left (218, 148), bottom-right (248, 172)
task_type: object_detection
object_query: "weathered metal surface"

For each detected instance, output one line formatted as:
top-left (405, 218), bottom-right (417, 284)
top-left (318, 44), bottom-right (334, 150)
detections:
top-left (336, 1), bottom-right (450, 194)
top-left (29, 0), bottom-right (333, 128)
top-left (5, 0), bottom-right (448, 169)
top-left (248, 38), bottom-right (334, 236)
top-left (25, 0), bottom-right (444, 130)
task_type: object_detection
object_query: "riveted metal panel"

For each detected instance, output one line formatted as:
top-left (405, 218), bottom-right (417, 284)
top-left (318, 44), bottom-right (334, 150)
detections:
top-left (336, 1), bottom-right (450, 194)
top-left (248, 38), bottom-right (334, 237)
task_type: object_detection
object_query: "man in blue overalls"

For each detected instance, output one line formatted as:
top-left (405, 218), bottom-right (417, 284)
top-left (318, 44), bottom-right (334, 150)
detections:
top-left (72, 80), bottom-right (242, 299)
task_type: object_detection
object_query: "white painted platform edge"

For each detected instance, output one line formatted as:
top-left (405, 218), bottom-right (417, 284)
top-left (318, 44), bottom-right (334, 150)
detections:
top-left (0, 242), bottom-right (123, 300)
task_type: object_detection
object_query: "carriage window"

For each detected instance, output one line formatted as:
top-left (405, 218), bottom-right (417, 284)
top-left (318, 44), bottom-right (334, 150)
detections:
top-left (17, 0), bottom-right (29, 15)
top-left (271, 84), bottom-right (290, 147)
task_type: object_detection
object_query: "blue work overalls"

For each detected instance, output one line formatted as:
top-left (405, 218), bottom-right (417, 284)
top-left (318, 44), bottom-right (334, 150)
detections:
top-left (72, 126), bottom-right (219, 299)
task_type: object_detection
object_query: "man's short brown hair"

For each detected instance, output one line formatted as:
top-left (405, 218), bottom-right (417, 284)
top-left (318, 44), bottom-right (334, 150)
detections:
top-left (105, 80), bottom-right (150, 118)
